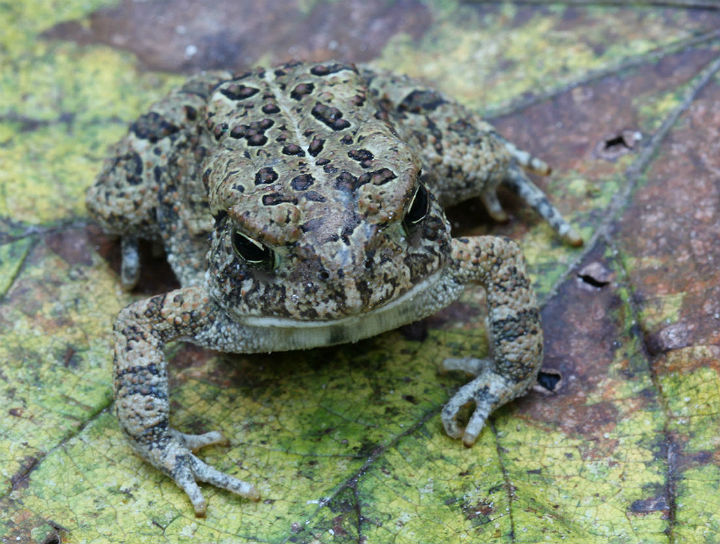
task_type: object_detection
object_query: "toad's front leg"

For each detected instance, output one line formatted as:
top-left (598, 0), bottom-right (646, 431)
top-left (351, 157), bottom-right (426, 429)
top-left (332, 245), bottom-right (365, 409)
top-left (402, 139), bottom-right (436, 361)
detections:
top-left (113, 286), bottom-right (259, 516)
top-left (442, 236), bottom-right (543, 446)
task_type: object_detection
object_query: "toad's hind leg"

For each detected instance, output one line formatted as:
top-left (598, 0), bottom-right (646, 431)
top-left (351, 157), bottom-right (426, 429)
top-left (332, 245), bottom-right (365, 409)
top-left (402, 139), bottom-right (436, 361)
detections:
top-left (362, 67), bottom-right (582, 246)
top-left (504, 164), bottom-right (583, 246)
top-left (86, 71), bottom-right (231, 289)
top-left (491, 133), bottom-right (582, 246)
top-left (495, 133), bottom-right (551, 176)
top-left (443, 236), bottom-right (543, 446)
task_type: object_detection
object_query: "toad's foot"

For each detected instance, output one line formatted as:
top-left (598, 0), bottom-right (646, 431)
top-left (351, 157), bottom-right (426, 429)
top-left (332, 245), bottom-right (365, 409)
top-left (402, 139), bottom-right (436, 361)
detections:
top-left (138, 431), bottom-right (260, 517)
top-left (441, 371), bottom-right (525, 447)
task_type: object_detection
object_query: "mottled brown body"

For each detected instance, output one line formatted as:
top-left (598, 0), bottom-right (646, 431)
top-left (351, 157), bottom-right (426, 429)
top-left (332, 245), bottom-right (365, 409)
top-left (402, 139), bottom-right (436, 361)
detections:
top-left (87, 61), bottom-right (579, 515)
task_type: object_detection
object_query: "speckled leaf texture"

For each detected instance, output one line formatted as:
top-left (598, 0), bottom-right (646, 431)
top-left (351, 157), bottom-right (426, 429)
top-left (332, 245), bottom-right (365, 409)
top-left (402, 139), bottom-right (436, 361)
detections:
top-left (1, 1), bottom-right (719, 543)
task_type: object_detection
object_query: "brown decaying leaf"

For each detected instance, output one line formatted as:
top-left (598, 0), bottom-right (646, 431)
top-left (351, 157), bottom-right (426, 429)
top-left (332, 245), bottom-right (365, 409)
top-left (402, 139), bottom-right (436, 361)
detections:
top-left (3, 1), bottom-right (720, 541)
top-left (42, 0), bottom-right (431, 72)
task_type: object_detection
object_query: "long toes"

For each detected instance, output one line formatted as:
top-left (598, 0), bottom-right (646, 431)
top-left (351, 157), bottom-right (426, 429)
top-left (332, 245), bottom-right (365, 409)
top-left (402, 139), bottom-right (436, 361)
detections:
top-left (442, 357), bottom-right (489, 376)
top-left (174, 462), bottom-right (207, 517)
top-left (442, 405), bottom-right (463, 439)
top-left (527, 157), bottom-right (551, 176)
top-left (442, 381), bottom-right (478, 439)
top-left (172, 430), bottom-right (229, 452)
top-left (193, 458), bottom-right (260, 501)
top-left (562, 226), bottom-right (583, 247)
top-left (462, 407), bottom-right (490, 447)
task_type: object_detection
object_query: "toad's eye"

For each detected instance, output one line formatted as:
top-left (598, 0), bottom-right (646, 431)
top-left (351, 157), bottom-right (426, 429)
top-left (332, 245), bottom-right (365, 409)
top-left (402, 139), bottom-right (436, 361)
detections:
top-left (232, 231), bottom-right (275, 270)
top-left (402, 184), bottom-right (429, 235)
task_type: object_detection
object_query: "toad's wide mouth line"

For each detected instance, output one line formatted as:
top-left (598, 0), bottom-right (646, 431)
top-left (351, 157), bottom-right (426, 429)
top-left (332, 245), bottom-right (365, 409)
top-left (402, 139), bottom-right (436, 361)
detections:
top-left (234, 270), bottom-right (447, 329)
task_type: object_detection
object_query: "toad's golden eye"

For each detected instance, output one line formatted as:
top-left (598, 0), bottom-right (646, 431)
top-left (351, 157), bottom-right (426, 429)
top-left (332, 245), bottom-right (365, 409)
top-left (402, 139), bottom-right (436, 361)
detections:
top-left (402, 184), bottom-right (429, 235)
top-left (232, 231), bottom-right (275, 270)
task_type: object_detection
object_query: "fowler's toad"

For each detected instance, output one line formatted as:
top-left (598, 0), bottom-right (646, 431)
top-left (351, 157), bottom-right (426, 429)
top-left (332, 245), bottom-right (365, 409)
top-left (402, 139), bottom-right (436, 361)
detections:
top-left (87, 61), bottom-right (581, 515)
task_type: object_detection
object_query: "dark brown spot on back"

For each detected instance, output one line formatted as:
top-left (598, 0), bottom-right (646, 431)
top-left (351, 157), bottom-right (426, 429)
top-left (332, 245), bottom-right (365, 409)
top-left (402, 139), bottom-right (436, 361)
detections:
top-left (335, 171), bottom-right (358, 192)
top-left (230, 119), bottom-right (274, 146)
top-left (255, 167), bottom-right (279, 185)
top-left (262, 103), bottom-right (280, 114)
top-left (220, 84), bottom-right (260, 101)
top-left (282, 144), bottom-right (305, 156)
top-left (350, 93), bottom-right (366, 107)
top-left (304, 190), bottom-right (326, 202)
top-left (290, 82), bottom-right (315, 100)
top-left (184, 105), bottom-right (197, 121)
top-left (213, 122), bottom-right (229, 140)
top-left (358, 168), bottom-right (397, 186)
top-left (397, 89), bottom-right (447, 113)
top-left (348, 149), bottom-right (373, 162)
top-left (301, 217), bottom-right (323, 232)
top-left (310, 63), bottom-right (351, 76)
top-left (348, 148), bottom-right (374, 168)
top-left (291, 174), bottom-right (314, 191)
top-left (311, 102), bottom-right (350, 131)
top-left (308, 136), bottom-right (325, 157)
top-left (262, 193), bottom-right (297, 206)
top-left (247, 134), bottom-right (267, 146)
top-left (130, 112), bottom-right (179, 143)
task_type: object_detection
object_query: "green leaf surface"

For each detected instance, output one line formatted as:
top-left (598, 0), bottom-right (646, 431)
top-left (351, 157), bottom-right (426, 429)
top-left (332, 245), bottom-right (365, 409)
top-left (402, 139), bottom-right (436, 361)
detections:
top-left (2, 1), bottom-right (720, 543)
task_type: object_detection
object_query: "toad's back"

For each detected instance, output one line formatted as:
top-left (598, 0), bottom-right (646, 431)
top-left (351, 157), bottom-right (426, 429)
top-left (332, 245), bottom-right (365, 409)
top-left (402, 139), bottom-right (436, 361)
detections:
top-left (205, 62), bottom-right (420, 248)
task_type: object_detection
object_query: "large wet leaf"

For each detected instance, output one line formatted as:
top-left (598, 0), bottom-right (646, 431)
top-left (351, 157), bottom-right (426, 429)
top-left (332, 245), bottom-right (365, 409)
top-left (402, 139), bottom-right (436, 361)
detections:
top-left (2, 1), bottom-right (720, 542)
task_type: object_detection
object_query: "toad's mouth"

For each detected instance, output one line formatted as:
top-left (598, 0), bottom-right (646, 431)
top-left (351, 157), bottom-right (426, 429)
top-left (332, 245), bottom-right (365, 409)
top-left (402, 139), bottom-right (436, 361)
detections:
top-left (236, 269), bottom-right (450, 331)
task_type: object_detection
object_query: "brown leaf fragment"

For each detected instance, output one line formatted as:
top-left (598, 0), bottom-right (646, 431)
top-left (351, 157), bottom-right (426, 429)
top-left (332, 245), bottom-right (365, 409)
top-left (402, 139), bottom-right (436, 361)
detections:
top-left (462, 499), bottom-right (494, 521)
top-left (492, 47), bottom-right (719, 178)
top-left (45, 229), bottom-right (94, 267)
top-left (42, 0), bottom-right (432, 72)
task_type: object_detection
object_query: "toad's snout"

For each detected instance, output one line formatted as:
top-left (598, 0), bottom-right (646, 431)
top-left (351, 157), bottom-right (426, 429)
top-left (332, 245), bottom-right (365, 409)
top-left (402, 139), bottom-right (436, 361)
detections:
top-left (293, 236), bottom-right (408, 316)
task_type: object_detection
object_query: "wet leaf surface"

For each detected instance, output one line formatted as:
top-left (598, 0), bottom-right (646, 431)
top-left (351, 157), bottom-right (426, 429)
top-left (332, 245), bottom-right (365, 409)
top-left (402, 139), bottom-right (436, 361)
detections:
top-left (1, 1), bottom-right (720, 542)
